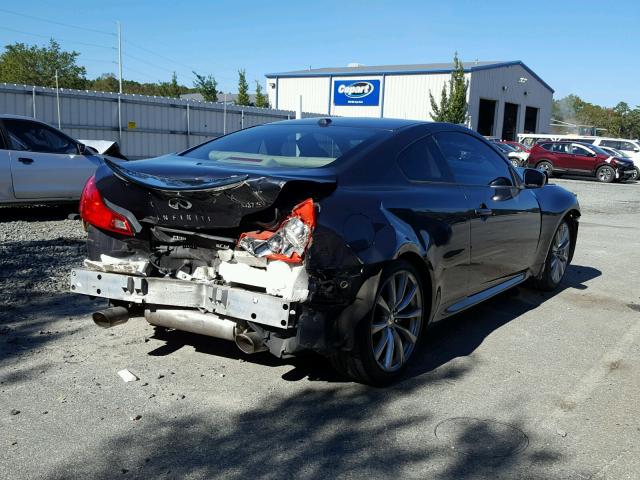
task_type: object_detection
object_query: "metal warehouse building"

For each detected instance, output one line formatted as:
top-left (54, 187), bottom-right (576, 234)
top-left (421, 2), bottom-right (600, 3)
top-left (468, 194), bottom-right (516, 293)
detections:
top-left (266, 61), bottom-right (553, 140)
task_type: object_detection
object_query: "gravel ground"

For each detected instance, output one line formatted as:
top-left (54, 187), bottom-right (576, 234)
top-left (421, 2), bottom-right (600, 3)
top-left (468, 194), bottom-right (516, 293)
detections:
top-left (1, 178), bottom-right (639, 480)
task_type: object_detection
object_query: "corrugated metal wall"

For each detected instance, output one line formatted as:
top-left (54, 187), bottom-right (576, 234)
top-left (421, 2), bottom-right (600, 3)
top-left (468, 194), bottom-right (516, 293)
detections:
top-left (383, 73), bottom-right (471, 120)
top-left (0, 83), bottom-right (300, 159)
top-left (468, 64), bottom-right (552, 135)
top-left (268, 66), bottom-right (552, 136)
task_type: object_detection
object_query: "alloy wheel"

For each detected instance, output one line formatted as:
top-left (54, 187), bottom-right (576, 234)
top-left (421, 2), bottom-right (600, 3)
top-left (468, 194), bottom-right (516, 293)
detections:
top-left (550, 222), bottom-right (570, 284)
top-left (598, 167), bottom-right (613, 182)
top-left (370, 270), bottom-right (423, 372)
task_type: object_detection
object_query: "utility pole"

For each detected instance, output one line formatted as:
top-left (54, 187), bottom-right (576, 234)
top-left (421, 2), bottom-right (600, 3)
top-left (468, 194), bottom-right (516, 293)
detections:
top-left (223, 93), bottom-right (227, 135)
top-left (117, 21), bottom-right (123, 94)
top-left (55, 70), bottom-right (61, 129)
top-left (117, 21), bottom-right (123, 143)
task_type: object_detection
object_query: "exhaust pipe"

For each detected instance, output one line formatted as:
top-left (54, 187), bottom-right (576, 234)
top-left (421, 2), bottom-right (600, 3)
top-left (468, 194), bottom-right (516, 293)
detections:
top-left (235, 331), bottom-right (268, 354)
top-left (144, 308), bottom-right (236, 341)
top-left (93, 306), bottom-right (129, 328)
top-left (144, 308), bottom-right (267, 354)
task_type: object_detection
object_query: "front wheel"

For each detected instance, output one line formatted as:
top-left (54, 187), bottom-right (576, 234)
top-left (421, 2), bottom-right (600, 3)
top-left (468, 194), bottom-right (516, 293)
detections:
top-left (330, 260), bottom-right (426, 385)
top-left (531, 219), bottom-right (572, 291)
top-left (596, 165), bottom-right (615, 183)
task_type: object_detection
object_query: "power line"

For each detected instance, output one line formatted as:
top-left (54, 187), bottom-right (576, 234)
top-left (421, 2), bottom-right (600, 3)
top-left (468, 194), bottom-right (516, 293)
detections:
top-left (0, 26), bottom-right (116, 50)
top-left (124, 52), bottom-right (175, 75)
top-left (125, 40), bottom-right (198, 73)
top-left (0, 7), bottom-right (115, 36)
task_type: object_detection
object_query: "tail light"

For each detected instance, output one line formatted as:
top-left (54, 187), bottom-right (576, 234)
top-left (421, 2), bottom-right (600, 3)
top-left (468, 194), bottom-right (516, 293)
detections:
top-left (79, 175), bottom-right (133, 236)
top-left (238, 198), bottom-right (315, 263)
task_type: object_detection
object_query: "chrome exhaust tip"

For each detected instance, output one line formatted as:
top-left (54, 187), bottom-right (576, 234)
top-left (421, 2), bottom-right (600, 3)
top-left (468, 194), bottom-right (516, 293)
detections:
top-left (235, 331), bottom-right (268, 354)
top-left (93, 306), bottom-right (129, 328)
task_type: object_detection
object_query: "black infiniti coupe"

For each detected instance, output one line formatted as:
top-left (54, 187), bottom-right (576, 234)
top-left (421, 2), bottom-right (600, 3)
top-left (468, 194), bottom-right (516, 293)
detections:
top-left (70, 118), bottom-right (580, 385)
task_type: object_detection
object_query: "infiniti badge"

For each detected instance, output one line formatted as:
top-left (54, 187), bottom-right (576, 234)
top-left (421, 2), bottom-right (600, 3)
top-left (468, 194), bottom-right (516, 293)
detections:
top-left (168, 198), bottom-right (192, 210)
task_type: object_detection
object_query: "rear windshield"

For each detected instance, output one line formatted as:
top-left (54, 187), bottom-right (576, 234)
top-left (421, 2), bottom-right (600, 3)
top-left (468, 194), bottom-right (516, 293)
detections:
top-left (182, 123), bottom-right (387, 168)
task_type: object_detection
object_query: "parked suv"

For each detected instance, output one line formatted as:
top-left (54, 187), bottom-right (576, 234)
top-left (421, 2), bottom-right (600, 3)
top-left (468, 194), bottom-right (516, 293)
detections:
top-left (527, 141), bottom-right (636, 183)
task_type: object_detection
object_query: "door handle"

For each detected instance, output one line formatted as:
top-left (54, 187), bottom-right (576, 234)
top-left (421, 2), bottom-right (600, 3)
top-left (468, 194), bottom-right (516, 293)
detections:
top-left (474, 207), bottom-right (493, 217)
top-left (18, 157), bottom-right (34, 165)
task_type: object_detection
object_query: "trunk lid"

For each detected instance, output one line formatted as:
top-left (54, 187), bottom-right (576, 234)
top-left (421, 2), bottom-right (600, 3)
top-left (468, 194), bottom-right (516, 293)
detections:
top-left (97, 156), bottom-right (336, 231)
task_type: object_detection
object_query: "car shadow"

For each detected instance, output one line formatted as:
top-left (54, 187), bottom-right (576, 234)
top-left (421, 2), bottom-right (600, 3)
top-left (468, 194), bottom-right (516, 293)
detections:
top-left (148, 264), bottom-right (601, 384)
top-left (0, 204), bottom-right (79, 222)
top-left (405, 264), bottom-right (601, 381)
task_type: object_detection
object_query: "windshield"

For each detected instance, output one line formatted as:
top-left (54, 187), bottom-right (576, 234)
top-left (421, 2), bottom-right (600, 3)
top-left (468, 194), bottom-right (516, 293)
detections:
top-left (581, 143), bottom-right (610, 156)
top-left (182, 123), bottom-right (388, 168)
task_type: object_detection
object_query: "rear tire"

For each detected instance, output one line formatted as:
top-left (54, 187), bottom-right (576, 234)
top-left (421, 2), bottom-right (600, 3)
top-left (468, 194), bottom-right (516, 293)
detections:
top-left (531, 219), bottom-right (572, 291)
top-left (596, 165), bottom-right (615, 183)
top-left (329, 260), bottom-right (426, 386)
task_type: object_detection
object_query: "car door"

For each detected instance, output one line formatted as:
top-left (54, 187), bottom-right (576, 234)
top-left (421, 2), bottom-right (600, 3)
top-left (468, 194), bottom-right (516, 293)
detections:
top-left (394, 135), bottom-right (471, 308)
top-left (550, 142), bottom-right (573, 170)
top-left (2, 119), bottom-right (101, 199)
top-left (567, 144), bottom-right (597, 172)
top-left (0, 127), bottom-right (13, 202)
top-left (433, 131), bottom-right (541, 293)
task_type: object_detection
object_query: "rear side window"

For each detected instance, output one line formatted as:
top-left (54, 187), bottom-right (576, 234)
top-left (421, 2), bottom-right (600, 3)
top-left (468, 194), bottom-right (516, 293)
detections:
top-left (433, 132), bottom-right (512, 186)
top-left (397, 136), bottom-right (453, 182)
top-left (551, 143), bottom-right (570, 153)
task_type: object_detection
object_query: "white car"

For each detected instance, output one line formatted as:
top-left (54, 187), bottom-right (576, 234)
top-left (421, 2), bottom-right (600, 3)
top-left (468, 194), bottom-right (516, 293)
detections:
top-left (0, 115), bottom-right (124, 205)
top-left (592, 138), bottom-right (640, 164)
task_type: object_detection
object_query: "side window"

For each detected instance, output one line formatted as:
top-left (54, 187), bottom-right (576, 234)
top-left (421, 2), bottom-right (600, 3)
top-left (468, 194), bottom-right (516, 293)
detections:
top-left (397, 136), bottom-right (453, 182)
top-left (433, 132), bottom-right (512, 186)
top-left (599, 140), bottom-right (619, 149)
top-left (619, 141), bottom-right (637, 152)
top-left (539, 142), bottom-right (553, 151)
top-left (571, 144), bottom-right (591, 156)
top-left (3, 120), bottom-right (77, 154)
top-left (552, 143), bottom-right (569, 153)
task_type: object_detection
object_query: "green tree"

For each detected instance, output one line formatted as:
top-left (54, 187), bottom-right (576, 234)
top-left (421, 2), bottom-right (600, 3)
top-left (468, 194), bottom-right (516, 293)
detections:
top-left (90, 73), bottom-right (119, 92)
top-left (428, 52), bottom-right (468, 124)
top-left (236, 69), bottom-right (250, 106)
top-left (158, 72), bottom-right (182, 98)
top-left (254, 80), bottom-right (269, 108)
top-left (0, 39), bottom-right (87, 88)
top-left (193, 71), bottom-right (218, 102)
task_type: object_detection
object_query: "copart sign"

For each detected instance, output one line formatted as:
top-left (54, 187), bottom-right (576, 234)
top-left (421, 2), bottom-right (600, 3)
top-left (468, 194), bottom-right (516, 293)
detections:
top-left (333, 79), bottom-right (381, 106)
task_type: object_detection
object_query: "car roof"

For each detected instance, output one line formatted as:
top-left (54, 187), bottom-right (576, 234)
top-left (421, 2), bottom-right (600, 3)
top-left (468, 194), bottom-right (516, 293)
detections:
top-left (268, 116), bottom-right (428, 131)
top-left (0, 114), bottom-right (42, 121)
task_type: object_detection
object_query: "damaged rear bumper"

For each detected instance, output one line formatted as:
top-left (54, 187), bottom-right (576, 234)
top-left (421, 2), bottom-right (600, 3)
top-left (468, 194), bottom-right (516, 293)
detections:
top-left (70, 268), bottom-right (296, 329)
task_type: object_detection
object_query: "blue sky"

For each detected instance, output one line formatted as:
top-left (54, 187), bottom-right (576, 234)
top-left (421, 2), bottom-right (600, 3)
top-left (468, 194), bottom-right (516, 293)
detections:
top-left (0, 0), bottom-right (638, 106)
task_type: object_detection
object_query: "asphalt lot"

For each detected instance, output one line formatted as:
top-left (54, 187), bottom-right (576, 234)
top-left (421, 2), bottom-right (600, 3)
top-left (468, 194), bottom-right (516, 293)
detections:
top-left (1, 177), bottom-right (639, 480)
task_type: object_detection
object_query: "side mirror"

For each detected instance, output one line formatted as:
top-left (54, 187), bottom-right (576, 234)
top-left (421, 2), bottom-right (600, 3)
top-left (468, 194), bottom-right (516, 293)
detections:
top-left (77, 143), bottom-right (87, 155)
top-left (522, 168), bottom-right (547, 188)
top-left (634, 147), bottom-right (639, 152)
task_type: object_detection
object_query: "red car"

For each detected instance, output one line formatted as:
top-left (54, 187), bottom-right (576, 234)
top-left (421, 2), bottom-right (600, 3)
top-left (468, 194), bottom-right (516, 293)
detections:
top-left (501, 141), bottom-right (530, 153)
top-left (527, 141), bottom-right (636, 183)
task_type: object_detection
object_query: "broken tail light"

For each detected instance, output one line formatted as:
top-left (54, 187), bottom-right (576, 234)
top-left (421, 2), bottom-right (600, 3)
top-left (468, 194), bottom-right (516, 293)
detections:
top-left (79, 175), bottom-right (133, 236)
top-left (238, 198), bottom-right (315, 263)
